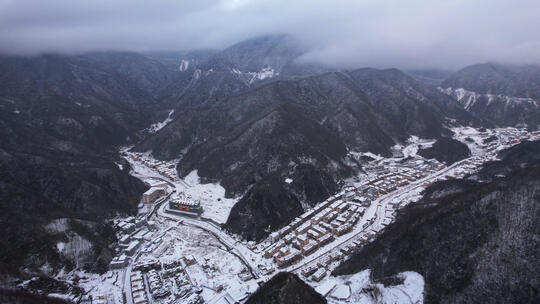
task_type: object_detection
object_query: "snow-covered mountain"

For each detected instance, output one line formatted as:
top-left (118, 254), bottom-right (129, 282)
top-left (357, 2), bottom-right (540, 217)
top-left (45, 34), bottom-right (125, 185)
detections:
top-left (441, 63), bottom-right (540, 129)
top-left (1, 36), bottom-right (539, 304)
top-left (156, 34), bottom-right (326, 110)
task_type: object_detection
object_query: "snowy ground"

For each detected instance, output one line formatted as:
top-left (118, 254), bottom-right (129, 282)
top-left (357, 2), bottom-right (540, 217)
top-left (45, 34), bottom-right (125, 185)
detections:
top-left (315, 270), bottom-right (424, 304)
top-left (182, 170), bottom-right (238, 224)
top-left (77, 271), bottom-right (124, 304)
top-left (148, 110), bottom-right (175, 134)
top-left (392, 136), bottom-right (436, 158)
top-left (121, 149), bottom-right (239, 224)
top-left (135, 219), bottom-right (257, 303)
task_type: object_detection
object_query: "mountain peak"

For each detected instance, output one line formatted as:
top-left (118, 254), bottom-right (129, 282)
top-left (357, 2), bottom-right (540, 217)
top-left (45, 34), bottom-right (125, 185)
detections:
top-left (442, 62), bottom-right (540, 98)
top-left (212, 34), bottom-right (304, 72)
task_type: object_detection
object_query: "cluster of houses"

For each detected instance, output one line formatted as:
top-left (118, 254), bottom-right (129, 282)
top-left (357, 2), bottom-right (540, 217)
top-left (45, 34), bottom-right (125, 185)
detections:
top-left (299, 235), bottom-right (375, 282)
top-left (498, 129), bottom-right (536, 144)
top-left (147, 269), bottom-right (170, 299)
top-left (289, 129), bottom-right (540, 283)
top-left (261, 157), bottom-right (446, 271)
top-left (264, 196), bottom-right (366, 268)
top-left (109, 217), bottom-right (157, 269)
top-left (361, 162), bottom-right (443, 194)
top-left (80, 295), bottom-right (110, 304)
top-left (131, 271), bottom-right (148, 304)
top-left (127, 257), bottom-right (199, 303)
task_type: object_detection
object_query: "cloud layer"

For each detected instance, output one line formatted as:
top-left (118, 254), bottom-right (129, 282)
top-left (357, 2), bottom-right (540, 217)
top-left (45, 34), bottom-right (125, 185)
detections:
top-left (1, 0), bottom-right (539, 69)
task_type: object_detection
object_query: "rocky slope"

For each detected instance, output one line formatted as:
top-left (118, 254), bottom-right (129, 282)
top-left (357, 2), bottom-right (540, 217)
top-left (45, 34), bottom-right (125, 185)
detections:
top-left (246, 272), bottom-right (326, 304)
top-left (441, 63), bottom-right (540, 129)
top-left (333, 140), bottom-right (540, 303)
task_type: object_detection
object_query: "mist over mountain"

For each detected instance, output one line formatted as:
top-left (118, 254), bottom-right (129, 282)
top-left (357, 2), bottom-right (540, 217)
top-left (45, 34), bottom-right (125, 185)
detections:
top-left (442, 63), bottom-right (540, 99)
top-left (441, 63), bottom-right (540, 129)
top-left (2, 1), bottom-right (540, 70)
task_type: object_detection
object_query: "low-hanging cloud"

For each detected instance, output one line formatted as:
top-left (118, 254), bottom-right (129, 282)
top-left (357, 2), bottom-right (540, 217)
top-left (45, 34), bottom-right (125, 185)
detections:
top-left (0, 0), bottom-right (539, 69)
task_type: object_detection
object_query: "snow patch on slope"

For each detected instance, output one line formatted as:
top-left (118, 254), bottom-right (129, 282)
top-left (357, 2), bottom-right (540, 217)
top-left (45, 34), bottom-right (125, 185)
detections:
top-left (58, 235), bottom-right (93, 269)
top-left (179, 59), bottom-right (190, 71)
top-left (246, 67), bottom-right (279, 83)
top-left (440, 87), bottom-right (539, 109)
top-left (392, 136), bottom-right (436, 158)
top-left (45, 218), bottom-right (70, 233)
top-left (148, 109), bottom-right (174, 134)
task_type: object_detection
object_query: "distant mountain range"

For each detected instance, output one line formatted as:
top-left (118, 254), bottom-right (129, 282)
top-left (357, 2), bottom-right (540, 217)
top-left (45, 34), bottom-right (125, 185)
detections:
top-left (440, 63), bottom-right (540, 129)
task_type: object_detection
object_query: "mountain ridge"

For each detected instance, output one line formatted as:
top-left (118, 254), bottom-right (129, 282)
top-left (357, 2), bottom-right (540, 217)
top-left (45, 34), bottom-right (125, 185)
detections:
top-left (441, 62), bottom-right (540, 129)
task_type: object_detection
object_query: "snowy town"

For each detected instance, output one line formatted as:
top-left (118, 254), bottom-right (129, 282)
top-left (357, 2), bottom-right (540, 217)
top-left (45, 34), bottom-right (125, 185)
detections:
top-left (66, 127), bottom-right (540, 304)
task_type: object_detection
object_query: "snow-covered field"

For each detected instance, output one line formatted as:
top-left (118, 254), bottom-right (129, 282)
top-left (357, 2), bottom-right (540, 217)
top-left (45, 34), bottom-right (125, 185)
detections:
top-left (182, 170), bottom-right (238, 224)
top-left (313, 270), bottom-right (424, 304)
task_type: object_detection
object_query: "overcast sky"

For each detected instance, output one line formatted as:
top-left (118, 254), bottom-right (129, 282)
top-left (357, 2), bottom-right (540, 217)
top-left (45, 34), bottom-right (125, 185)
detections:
top-left (1, 0), bottom-right (539, 69)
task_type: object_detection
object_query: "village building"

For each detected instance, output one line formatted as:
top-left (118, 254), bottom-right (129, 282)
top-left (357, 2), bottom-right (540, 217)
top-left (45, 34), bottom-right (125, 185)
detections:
top-left (279, 225), bottom-right (293, 237)
top-left (276, 251), bottom-right (302, 267)
top-left (297, 234), bottom-right (309, 246)
top-left (125, 240), bottom-right (142, 256)
top-left (141, 186), bottom-right (166, 204)
top-left (333, 223), bottom-right (353, 236)
top-left (323, 211), bottom-right (339, 223)
top-left (300, 239), bottom-right (319, 255)
top-left (301, 264), bottom-right (319, 277)
top-left (269, 232), bottom-right (279, 243)
top-left (312, 268), bottom-right (327, 282)
top-left (167, 197), bottom-right (203, 216)
top-left (265, 241), bottom-right (285, 258)
top-left (295, 222), bottom-right (312, 235)
top-left (277, 246), bottom-right (290, 257)
top-left (109, 254), bottom-right (129, 269)
top-left (283, 232), bottom-right (296, 244)
top-left (318, 233), bottom-right (334, 246)
top-left (307, 229), bottom-right (323, 240)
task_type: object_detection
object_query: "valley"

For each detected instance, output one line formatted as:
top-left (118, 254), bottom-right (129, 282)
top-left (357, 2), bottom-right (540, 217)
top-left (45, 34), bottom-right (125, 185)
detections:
top-left (63, 126), bottom-right (537, 304)
top-left (1, 21), bottom-right (539, 303)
